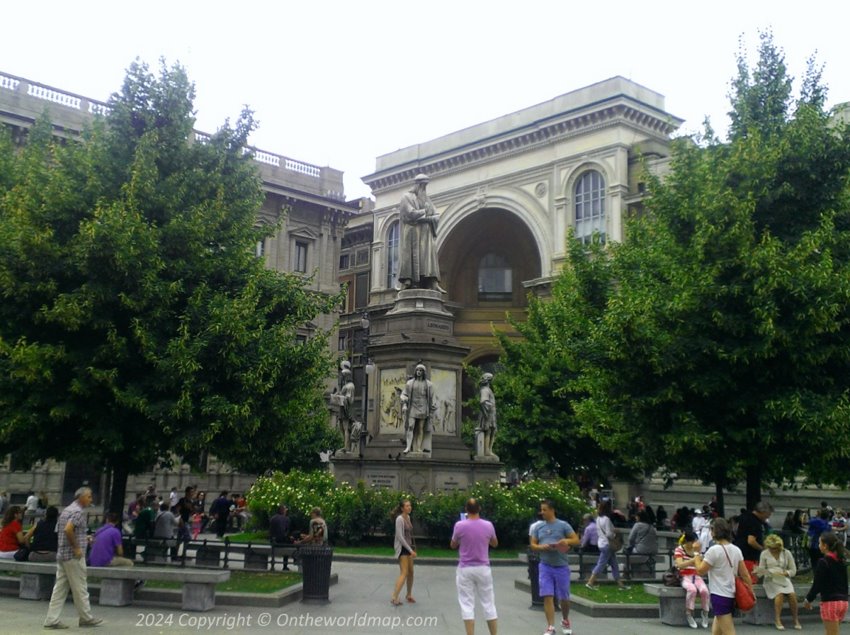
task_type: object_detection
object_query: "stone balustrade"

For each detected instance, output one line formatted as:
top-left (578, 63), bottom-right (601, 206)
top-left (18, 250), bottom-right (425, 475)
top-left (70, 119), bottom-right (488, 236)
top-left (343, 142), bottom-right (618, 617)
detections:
top-left (0, 70), bottom-right (346, 200)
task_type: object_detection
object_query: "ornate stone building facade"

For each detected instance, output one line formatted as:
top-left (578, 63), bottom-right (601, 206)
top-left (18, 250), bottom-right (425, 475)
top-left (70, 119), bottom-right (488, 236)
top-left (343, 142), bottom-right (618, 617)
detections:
top-left (344, 78), bottom-right (680, 422)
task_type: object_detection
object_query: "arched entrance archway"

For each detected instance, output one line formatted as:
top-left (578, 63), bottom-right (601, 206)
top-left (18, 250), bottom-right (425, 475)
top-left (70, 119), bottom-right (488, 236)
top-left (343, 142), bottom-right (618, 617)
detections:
top-left (439, 207), bottom-right (541, 306)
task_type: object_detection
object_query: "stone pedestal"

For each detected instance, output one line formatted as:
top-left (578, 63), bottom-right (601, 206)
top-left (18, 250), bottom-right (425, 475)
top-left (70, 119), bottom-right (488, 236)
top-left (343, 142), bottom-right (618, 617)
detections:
top-left (99, 578), bottom-right (134, 606)
top-left (331, 288), bottom-right (502, 492)
top-left (331, 454), bottom-right (503, 496)
top-left (19, 572), bottom-right (55, 600)
top-left (182, 583), bottom-right (217, 611)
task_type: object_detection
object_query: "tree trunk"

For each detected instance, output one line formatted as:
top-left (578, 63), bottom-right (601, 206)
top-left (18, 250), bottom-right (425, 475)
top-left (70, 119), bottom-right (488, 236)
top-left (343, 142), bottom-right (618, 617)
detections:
top-left (714, 479), bottom-right (726, 518)
top-left (745, 464), bottom-right (761, 511)
top-left (109, 461), bottom-right (130, 514)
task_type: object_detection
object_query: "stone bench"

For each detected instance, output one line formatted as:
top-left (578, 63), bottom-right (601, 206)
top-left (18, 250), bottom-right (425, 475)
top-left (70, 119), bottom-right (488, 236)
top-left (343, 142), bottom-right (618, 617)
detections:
top-left (0, 560), bottom-right (230, 611)
top-left (743, 583), bottom-right (812, 626)
top-left (644, 582), bottom-right (813, 626)
top-left (0, 560), bottom-right (58, 600)
top-left (644, 582), bottom-right (711, 626)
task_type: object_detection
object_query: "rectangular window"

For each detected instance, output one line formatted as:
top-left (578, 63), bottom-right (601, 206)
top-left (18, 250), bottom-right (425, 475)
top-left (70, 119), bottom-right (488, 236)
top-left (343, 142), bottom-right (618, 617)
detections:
top-left (339, 253), bottom-right (350, 270)
top-left (355, 272), bottom-right (369, 309)
top-left (338, 333), bottom-right (347, 351)
top-left (356, 249), bottom-right (369, 266)
top-left (295, 241), bottom-right (308, 273)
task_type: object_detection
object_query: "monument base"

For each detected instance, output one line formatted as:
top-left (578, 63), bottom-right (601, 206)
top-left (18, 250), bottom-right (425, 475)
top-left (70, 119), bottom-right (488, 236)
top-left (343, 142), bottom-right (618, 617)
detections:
top-left (330, 453), bottom-right (503, 496)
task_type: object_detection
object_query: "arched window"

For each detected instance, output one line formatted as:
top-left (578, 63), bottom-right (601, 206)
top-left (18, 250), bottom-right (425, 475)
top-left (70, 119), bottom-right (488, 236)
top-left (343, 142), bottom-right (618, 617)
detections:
top-left (478, 253), bottom-right (512, 301)
top-left (575, 170), bottom-right (605, 243)
top-left (386, 220), bottom-right (399, 289)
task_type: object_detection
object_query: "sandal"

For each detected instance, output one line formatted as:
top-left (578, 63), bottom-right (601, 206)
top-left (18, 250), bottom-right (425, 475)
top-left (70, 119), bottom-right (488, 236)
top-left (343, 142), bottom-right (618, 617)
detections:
top-left (390, 598), bottom-right (403, 606)
top-left (406, 596), bottom-right (416, 603)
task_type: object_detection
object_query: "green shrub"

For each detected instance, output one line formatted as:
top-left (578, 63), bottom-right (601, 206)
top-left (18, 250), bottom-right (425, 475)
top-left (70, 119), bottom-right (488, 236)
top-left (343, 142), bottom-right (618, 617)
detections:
top-left (248, 470), bottom-right (590, 549)
top-left (498, 478), bottom-right (589, 546)
top-left (246, 469), bottom-right (336, 535)
top-left (416, 489), bottom-right (467, 545)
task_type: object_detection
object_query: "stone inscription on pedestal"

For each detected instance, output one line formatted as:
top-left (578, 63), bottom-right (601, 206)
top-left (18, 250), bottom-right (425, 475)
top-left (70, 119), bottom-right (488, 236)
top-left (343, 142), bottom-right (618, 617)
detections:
top-left (365, 471), bottom-right (399, 490)
top-left (437, 472), bottom-right (470, 491)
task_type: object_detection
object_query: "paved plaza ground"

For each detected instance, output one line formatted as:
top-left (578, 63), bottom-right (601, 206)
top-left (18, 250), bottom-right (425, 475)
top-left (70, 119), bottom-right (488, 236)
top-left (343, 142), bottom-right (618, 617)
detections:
top-left (0, 560), bottom-right (829, 634)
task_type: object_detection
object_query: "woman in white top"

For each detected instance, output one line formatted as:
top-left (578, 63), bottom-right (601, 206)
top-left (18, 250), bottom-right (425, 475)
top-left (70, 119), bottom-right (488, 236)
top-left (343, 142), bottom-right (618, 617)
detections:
top-left (695, 517), bottom-right (753, 635)
top-left (758, 533), bottom-right (801, 630)
top-left (390, 499), bottom-right (417, 606)
top-left (585, 499), bottom-right (628, 591)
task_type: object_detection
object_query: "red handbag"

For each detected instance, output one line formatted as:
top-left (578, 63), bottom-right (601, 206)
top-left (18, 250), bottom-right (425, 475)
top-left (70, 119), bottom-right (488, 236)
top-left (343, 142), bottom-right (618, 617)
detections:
top-left (722, 546), bottom-right (755, 612)
top-left (735, 576), bottom-right (756, 611)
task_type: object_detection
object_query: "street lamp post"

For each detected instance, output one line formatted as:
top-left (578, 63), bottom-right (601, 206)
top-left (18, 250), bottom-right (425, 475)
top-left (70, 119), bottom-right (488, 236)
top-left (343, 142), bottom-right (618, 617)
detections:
top-left (359, 313), bottom-right (374, 458)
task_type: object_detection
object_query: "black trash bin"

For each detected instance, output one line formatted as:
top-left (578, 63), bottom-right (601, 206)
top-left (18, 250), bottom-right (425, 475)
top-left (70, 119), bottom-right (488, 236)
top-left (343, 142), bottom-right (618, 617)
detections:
top-left (300, 544), bottom-right (333, 604)
top-left (527, 548), bottom-right (543, 608)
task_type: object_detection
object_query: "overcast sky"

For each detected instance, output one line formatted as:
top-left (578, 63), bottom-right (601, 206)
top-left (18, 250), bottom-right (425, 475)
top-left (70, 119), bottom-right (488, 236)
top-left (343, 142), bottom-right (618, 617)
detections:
top-left (4, 1), bottom-right (849, 199)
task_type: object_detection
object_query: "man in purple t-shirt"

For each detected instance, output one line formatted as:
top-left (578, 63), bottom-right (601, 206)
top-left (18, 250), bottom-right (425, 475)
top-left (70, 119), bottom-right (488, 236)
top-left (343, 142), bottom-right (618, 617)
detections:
top-left (88, 512), bottom-right (134, 568)
top-left (451, 497), bottom-right (498, 635)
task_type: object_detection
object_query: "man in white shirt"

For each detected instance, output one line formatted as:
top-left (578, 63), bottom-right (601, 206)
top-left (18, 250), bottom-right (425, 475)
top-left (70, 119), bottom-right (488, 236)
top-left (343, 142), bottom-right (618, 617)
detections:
top-left (25, 491), bottom-right (39, 512)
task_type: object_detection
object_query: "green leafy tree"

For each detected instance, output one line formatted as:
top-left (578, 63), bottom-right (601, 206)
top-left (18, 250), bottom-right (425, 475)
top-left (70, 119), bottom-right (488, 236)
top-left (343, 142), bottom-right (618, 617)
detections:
top-left (493, 235), bottom-right (640, 484)
top-left (0, 60), bottom-right (340, 512)
top-left (574, 32), bottom-right (850, 512)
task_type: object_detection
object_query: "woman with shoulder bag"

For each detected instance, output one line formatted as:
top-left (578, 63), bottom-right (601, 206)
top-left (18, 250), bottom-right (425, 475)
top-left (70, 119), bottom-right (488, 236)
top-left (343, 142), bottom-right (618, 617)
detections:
top-left (676, 531), bottom-right (710, 629)
top-left (695, 517), bottom-right (754, 635)
top-left (585, 499), bottom-right (629, 591)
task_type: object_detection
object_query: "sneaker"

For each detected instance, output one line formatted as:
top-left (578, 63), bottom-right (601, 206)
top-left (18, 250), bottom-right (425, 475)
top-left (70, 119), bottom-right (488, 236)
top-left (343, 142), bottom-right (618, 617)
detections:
top-left (543, 627), bottom-right (556, 635)
top-left (585, 583), bottom-right (599, 590)
top-left (686, 614), bottom-right (698, 629)
top-left (79, 618), bottom-right (103, 628)
top-left (701, 611), bottom-right (710, 628)
top-left (618, 584), bottom-right (632, 591)
top-left (44, 625), bottom-right (70, 631)
top-left (561, 618), bottom-right (572, 635)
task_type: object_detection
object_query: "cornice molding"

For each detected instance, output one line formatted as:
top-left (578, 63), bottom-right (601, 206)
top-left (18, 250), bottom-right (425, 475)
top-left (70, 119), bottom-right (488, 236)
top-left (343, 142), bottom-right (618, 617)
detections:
top-left (364, 102), bottom-right (680, 194)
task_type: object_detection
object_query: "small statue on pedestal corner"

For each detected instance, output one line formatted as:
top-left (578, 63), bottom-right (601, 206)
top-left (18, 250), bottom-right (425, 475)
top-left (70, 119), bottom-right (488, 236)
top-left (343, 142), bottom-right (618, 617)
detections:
top-left (333, 364), bottom-right (356, 452)
top-left (475, 372), bottom-right (498, 460)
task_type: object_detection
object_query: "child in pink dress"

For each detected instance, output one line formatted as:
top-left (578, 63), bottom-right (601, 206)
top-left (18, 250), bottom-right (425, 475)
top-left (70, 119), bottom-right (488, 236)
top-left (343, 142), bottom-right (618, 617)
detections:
top-left (675, 531), bottom-right (710, 629)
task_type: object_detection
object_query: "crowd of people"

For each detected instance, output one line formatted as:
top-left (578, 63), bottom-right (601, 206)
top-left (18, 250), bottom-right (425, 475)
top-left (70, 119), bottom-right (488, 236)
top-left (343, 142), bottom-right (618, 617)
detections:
top-left (574, 493), bottom-right (850, 634)
top-left (126, 485), bottom-right (250, 543)
top-left (4, 485), bottom-right (850, 633)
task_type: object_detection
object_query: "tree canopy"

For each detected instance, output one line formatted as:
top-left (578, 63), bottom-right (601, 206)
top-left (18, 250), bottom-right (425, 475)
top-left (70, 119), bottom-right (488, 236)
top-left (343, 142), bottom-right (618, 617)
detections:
top-left (495, 32), bottom-right (850, 511)
top-left (0, 61), bottom-right (340, 511)
top-left (493, 235), bottom-right (640, 484)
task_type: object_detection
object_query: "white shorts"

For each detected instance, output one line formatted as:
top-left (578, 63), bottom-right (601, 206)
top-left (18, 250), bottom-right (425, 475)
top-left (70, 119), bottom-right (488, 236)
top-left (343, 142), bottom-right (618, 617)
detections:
top-left (456, 565), bottom-right (497, 621)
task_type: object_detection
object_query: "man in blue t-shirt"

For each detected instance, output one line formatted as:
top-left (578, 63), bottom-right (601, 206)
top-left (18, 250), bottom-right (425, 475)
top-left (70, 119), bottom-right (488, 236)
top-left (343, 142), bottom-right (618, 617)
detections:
top-left (531, 499), bottom-right (580, 635)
